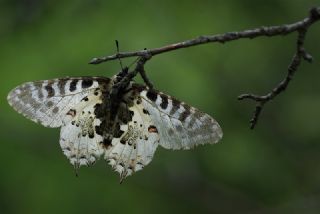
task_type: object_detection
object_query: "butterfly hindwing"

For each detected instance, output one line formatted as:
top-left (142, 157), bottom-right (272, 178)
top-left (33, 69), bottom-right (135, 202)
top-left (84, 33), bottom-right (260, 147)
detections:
top-left (59, 89), bottom-right (105, 167)
top-left (103, 97), bottom-right (160, 180)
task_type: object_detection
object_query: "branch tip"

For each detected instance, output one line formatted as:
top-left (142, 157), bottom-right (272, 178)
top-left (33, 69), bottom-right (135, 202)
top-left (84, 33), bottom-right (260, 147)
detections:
top-left (89, 58), bottom-right (100, 64)
top-left (302, 51), bottom-right (313, 63)
top-left (310, 7), bottom-right (320, 20)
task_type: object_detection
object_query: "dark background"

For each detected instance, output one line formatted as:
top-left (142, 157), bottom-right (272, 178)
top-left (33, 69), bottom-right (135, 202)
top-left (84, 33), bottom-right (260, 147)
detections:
top-left (1, 0), bottom-right (320, 213)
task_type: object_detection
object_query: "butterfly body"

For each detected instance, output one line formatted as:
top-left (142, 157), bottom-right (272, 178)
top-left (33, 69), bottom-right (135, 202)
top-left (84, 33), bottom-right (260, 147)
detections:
top-left (7, 75), bottom-right (222, 180)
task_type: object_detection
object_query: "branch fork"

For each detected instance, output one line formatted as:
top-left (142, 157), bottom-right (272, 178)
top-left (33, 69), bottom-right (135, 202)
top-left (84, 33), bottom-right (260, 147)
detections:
top-left (90, 7), bottom-right (320, 129)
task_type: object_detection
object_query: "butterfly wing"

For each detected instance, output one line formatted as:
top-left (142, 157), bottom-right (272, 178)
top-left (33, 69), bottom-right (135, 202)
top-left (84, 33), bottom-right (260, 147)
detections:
top-left (105, 86), bottom-right (223, 181)
top-left (7, 77), bottom-right (106, 127)
top-left (139, 89), bottom-right (223, 150)
top-left (103, 98), bottom-right (160, 181)
top-left (7, 77), bottom-right (111, 167)
top-left (59, 88), bottom-right (106, 167)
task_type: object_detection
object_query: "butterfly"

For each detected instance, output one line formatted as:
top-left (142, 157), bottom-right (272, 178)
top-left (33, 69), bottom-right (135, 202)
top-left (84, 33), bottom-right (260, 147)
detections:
top-left (7, 73), bottom-right (223, 181)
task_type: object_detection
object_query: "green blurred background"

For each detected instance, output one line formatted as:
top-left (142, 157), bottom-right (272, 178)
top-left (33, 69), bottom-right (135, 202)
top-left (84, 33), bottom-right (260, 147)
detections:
top-left (1, 0), bottom-right (320, 213)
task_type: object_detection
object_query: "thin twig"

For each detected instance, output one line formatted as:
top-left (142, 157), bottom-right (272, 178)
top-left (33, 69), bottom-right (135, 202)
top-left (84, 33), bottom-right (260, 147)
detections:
top-left (238, 29), bottom-right (310, 128)
top-left (238, 8), bottom-right (319, 129)
top-left (90, 7), bottom-right (320, 129)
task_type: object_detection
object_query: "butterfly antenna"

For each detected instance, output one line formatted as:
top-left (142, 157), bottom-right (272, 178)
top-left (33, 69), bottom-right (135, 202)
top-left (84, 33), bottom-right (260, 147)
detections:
top-left (115, 40), bottom-right (124, 70)
top-left (115, 40), bottom-right (129, 80)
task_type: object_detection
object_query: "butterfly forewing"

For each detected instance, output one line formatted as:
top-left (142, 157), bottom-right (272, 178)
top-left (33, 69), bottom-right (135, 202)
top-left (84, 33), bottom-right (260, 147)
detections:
top-left (7, 77), bottom-right (105, 127)
top-left (139, 89), bottom-right (223, 150)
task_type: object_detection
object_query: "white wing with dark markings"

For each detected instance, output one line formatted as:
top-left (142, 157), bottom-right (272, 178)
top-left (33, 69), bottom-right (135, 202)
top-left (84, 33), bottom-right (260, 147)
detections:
top-left (7, 78), bottom-right (102, 127)
top-left (139, 89), bottom-right (223, 150)
top-left (103, 99), bottom-right (160, 181)
top-left (7, 77), bottom-right (108, 168)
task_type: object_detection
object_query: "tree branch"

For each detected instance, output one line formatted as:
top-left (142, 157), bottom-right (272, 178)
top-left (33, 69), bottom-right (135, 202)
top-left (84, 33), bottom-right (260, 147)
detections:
top-left (89, 7), bottom-right (319, 64)
top-left (238, 8), bottom-right (319, 129)
top-left (237, 28), bottom-right (312, 128)
top-left (89, 7), bottom-right (320, 129)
